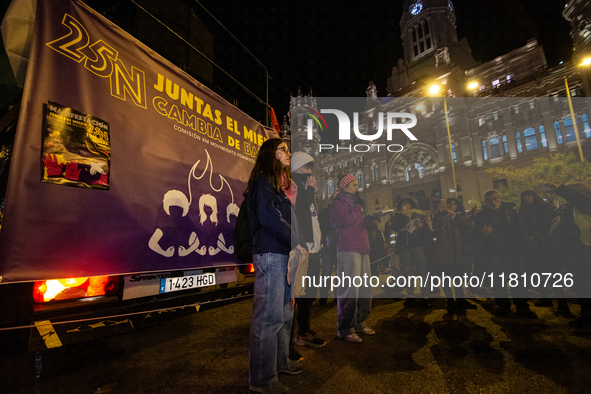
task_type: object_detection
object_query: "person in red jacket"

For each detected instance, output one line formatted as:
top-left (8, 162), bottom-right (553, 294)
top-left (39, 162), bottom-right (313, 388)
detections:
top-left (330, 174), bottom-right (375, 343)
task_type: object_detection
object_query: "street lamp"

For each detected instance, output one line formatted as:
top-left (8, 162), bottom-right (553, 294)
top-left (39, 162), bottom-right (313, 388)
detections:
top-left (564, 57), bottom-right (591, 162)
top-left (429, 83), bottom-right (457, 197)
top-left (429, 84), bottom-right (441, 95)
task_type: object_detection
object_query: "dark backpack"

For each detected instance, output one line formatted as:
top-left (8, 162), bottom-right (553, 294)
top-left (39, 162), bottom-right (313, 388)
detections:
top-left (233, 195), bottom-right (254, 264)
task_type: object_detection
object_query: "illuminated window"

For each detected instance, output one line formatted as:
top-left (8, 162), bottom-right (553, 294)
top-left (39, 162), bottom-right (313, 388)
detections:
top-left (564, 117), bottom-right (577, 142)
top-left (515, 131), bottom-right (523, 153)
top-left (357, 173), bottom-right (363, 188)
top-left (539, 125), bottom-right (547, 147)
top-left (328, 180), bottom-right (333, 196)
top-left (405, 163), bottom-right (424, 181)
top-left (451, 143), bottom-right (457, 163)
top-left (502, 135), bottom-right (509, 155)
top-left (482, 140), bottom-right (488, 161)
top-left (523, 127), bottom-right (538, 151)
top-left (507, 74), bottom-right (513, 83)
top-left (555, 121), bottom-right (563, 144)
top-left (583, 114), bottom-right (591, 138)
top-left (492, 79), bottom-right (500, 88)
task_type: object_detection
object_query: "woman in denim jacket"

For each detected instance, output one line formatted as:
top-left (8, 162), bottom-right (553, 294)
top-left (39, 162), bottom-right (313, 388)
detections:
top-left (247, 138), bottom-right (306, 394)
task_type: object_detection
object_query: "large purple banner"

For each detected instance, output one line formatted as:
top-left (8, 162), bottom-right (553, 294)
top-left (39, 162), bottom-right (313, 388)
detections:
top-left (0, 0), bottom-right (276, 282)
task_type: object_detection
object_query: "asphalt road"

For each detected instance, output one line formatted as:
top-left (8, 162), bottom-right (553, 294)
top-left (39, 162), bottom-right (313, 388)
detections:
top-left (3, 294), bottom-right (591, 393)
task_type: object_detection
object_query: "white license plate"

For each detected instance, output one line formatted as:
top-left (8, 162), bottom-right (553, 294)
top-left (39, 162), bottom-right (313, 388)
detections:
top-left (159, 273), bottom-right (216, 293)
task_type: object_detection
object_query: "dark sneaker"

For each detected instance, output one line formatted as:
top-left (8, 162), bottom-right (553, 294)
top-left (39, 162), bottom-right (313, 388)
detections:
top-left (288, 348), bottom-right (303, 362)
top-left (295, 331), bottom-right (326, 348)
top-left (249, 381), bottom-right (289, 394)
top-left (278, 359), bottom-right (303, 375)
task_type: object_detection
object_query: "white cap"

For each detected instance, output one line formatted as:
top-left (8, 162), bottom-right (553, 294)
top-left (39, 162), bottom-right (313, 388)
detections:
top-left (291, 152), bottom-right (314, 171)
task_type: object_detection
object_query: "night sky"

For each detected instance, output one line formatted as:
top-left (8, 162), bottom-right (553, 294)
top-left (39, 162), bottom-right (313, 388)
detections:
top-left (197, 0), bottom-right (573, 121)
top-left (0, 0), bottom-right (574, 122)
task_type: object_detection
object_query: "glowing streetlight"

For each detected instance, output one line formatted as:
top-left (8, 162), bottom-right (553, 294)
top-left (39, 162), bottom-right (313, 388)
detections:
top-left (429, 84), bottom-right (441, 95)
top-left (564, 58), bottom-right (591, 162)
top-left (427, 81), bottom-right (457, 196)
top-left (467, 82), bottom-right (478, 90)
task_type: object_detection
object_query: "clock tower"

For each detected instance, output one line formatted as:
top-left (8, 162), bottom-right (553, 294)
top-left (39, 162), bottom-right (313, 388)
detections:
top-left (389, 0), bottom-right (475, 94)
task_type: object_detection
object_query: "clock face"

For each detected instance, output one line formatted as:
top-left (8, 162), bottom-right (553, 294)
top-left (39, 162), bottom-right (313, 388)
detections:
top-left (410, 2), bottom-right (423, 15)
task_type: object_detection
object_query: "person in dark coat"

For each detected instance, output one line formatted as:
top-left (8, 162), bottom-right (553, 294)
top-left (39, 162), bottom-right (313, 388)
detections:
top-left (545, 182), bottom-right (591, 328)
top-left (518, 190), bottom-right (571, 315)
top-left (392, 201), bottom-right (433, 307)
top-left (433, 198), bottom-right (476, 313)
top-left (472, 189), bottom-right (537, 318)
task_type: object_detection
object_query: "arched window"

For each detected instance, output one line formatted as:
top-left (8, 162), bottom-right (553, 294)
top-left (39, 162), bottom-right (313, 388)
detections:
top-left (564, 117), bottom-right (577, 142)
top-left (582, 114), bottom-right (591, 138)
top-left (502, 135), bottom-right (509, 155)
top-left (555, 121), bottom-right (563, 144)
top-left (411, 20), bottom-right (432, 58)
top-left (328, 180), bottom-right (333, 197)
top-left (405, 163), bottom-right (424, 181)
top-left (357, 173), bottom-right (363, 188)
top-left (539, 125), bottom-right (548, 147)
top-left (523, 127), bottom-right (538, 151)
top-left (482, 140), bottom-right (488, 161)
top-left (451, 143), bottom-right (457, 163)
top-left (515, 131), bottom-right (523, 153)
top-left (374, 165), bottom-right (378, 181)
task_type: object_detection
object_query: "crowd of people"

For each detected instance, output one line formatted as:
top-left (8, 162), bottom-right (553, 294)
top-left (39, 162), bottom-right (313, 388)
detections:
top-left (243, 137), bottom-right (591, 394)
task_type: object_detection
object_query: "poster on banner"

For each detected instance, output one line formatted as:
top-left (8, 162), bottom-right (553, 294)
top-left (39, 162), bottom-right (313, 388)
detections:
top-left (0, 0), bottom-right (277, 282)
top-left (41, 101), bottom-right (110, 189)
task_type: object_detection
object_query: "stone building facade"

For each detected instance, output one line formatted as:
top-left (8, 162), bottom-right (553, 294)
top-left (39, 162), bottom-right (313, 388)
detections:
top-left (284, 0), bottom-right (591, 214)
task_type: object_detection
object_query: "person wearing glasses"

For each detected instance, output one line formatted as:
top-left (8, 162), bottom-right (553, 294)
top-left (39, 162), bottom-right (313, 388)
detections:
top-left (246, 139), bottom-right (306, 394)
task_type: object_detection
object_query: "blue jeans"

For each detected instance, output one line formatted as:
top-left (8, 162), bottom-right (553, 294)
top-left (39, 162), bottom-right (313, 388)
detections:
top-left (249, 253), bottom-right (293, 388)
top-left (336, 251), bottom-right (372, 337)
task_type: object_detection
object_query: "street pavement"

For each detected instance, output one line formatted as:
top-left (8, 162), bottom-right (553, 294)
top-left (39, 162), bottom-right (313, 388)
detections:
top-left (3, 293), bottom-right (591, 393)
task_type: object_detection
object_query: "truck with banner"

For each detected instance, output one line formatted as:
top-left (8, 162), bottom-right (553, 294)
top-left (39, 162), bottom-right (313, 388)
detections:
top-left (0, 0), bottom-right (275, 350)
